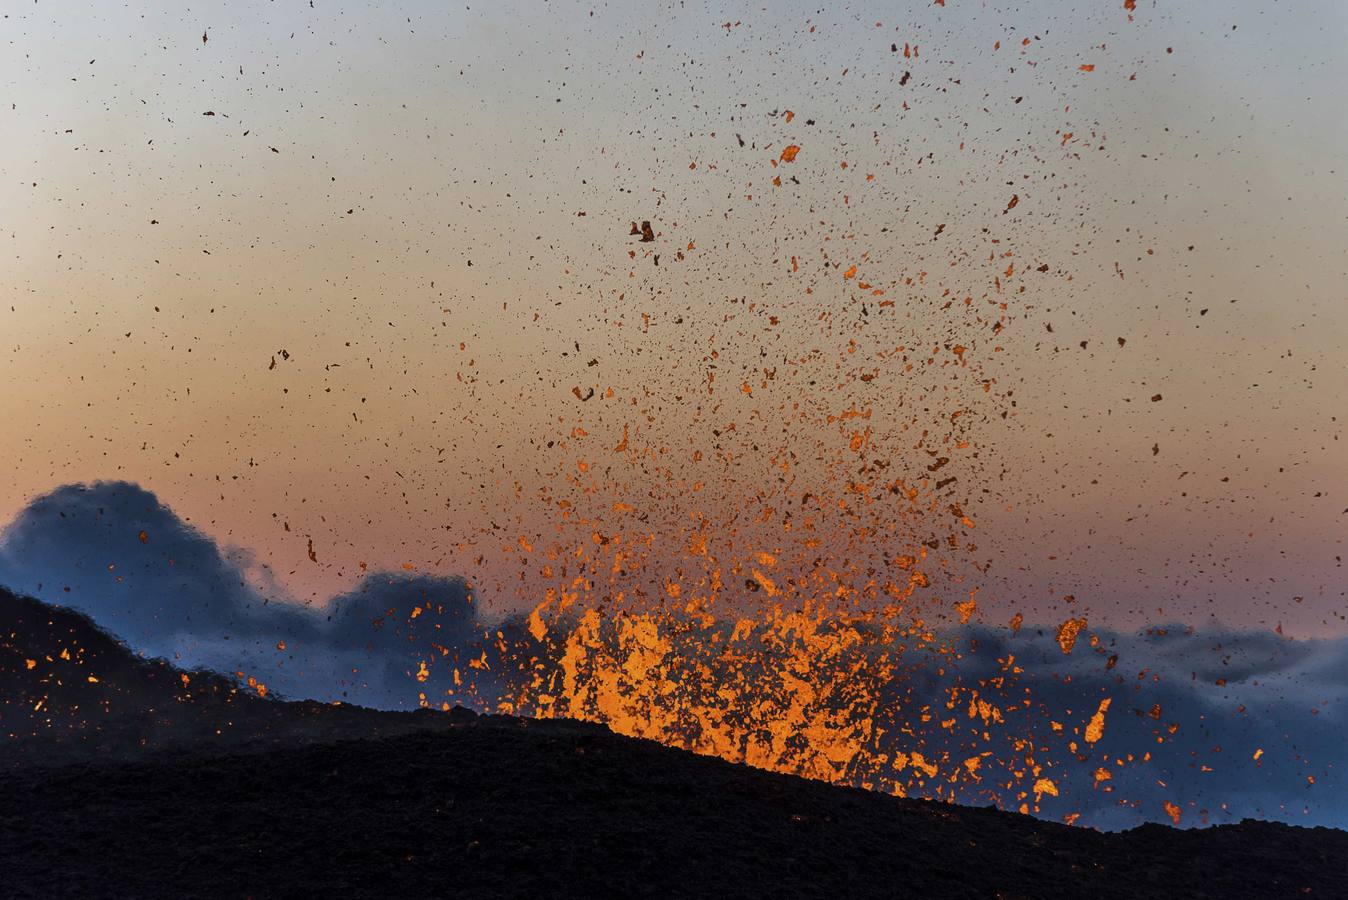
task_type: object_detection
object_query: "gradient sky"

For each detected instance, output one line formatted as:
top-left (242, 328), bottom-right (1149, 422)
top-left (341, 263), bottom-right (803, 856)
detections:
top-left (2, 0), bottom-right (1345, 635)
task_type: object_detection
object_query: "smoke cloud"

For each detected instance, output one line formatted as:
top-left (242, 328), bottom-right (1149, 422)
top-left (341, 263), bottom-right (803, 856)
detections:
top-left (0, 482), bottom-right (482, 708)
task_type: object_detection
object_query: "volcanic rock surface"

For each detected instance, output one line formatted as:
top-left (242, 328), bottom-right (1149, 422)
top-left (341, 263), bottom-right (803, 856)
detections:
top-left (2, 587), bottom-right (1344, 899)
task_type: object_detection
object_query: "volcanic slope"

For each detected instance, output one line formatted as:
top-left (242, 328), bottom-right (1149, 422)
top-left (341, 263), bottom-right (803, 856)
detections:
top-left (1, 587), bottom-right (1343, 899)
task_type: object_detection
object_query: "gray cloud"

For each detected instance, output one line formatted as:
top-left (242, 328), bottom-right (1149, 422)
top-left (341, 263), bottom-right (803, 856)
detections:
top-left (0, 482), bottom-right (483, 708)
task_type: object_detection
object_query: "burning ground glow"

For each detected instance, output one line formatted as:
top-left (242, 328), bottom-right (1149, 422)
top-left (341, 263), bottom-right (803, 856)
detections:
top-left (466, 259), bottom-right (1069, 810)
top-left (2, 0), bottom-right (1347, 831)
top-left (421, 284), bottom-right (1144, 819)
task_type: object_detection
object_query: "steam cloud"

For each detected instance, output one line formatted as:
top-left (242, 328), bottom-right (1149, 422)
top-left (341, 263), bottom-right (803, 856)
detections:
top-left (0, 482), bottom-right (484, 708)
top-left (0, 481), bottom-right (1342, 829)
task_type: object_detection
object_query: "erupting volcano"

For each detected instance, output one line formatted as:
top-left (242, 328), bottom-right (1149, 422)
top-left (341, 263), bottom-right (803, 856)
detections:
top-left (2, 0), bottom-right (1345, 895)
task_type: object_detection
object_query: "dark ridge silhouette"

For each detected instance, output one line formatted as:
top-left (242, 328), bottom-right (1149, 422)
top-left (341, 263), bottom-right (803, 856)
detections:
top-left (0, 586), bottom-right (474, 761)
top-left (1, 586), bottom-right (240, 741)
top-left (1, 587), bottom-right (1345, 898)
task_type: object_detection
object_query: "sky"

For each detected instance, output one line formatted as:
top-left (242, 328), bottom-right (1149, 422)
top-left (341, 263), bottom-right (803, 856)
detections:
top-left (1, 0), bottom-right (1346, 638)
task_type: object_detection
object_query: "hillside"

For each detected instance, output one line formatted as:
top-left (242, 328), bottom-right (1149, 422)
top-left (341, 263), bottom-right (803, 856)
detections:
top-left (1, 587), bottom-right (1344, 898)
top-left (0, 586), bottom-right (473, 759)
